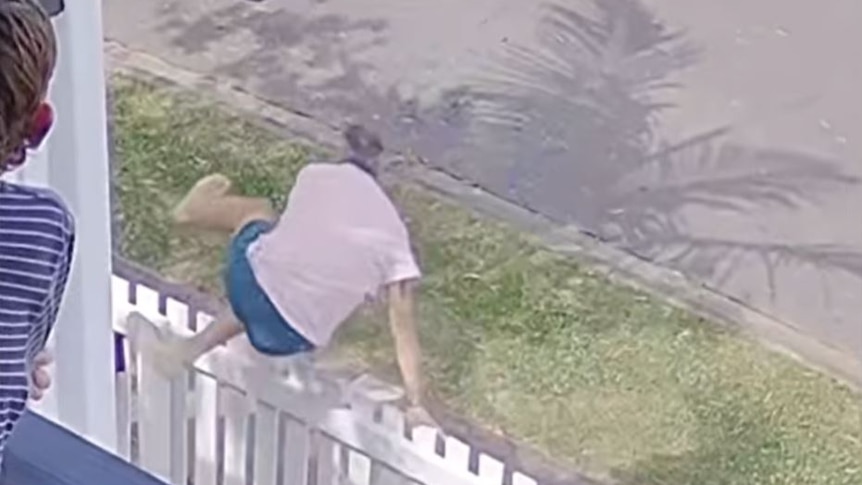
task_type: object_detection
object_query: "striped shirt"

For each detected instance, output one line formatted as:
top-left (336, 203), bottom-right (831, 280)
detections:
top-left (0, 181), bottom-right (74, 463)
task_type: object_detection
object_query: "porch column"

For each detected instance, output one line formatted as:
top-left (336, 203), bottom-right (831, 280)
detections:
top-left (42, 1), bottom-right (118, 451)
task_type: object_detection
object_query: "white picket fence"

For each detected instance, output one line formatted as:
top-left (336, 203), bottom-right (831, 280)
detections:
top-left (109, 273), bottom-right (540, 485)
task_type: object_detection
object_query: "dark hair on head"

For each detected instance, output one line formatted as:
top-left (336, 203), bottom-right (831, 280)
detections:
top-left (0, 0), bottom-right (57, 171)
top-left (343, 124), bottom-right (384, 177)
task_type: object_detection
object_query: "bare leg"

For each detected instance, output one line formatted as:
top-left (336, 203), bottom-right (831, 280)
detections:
top-left (170, 175), bottom-right (277, 356)
top-left (127, 309), bottom-right (245, 378)
top-left (173, 173), bottom-right (276, 236)
top-left (131, 174), bottom-right (280, 377)
top-left (182, 309), bottom-right (244, 361)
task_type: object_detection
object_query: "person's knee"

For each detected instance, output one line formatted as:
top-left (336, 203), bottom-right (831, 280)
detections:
top-left (231, 199), bottom-right (274, 235)
top-left (251, 198), bottom-right (276, 221)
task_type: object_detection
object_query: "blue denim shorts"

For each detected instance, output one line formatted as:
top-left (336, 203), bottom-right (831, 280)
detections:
top-left (225, 220), bottom-right (314, 356)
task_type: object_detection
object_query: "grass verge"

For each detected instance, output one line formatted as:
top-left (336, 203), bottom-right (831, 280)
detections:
top-left (112, 76), bottom-right (862, 485)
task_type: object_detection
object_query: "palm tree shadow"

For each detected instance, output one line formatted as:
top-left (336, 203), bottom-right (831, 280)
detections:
top-left (606, 140), bottom-right (862, 295)
top-left (463, 0), bottom-right (862, 301)
top-left (151, 0), bottom-right (862, 305)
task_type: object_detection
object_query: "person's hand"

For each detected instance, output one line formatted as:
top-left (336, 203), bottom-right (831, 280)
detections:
top-left (29, 350), bottom-right (53, 401)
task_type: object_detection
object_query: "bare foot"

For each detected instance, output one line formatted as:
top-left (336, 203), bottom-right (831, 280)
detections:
top-left (172, 173), bottom-right (233, 226)
top-left (126, 312), bottom-right (194, 379)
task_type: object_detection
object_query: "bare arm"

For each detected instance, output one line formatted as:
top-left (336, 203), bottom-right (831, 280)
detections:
top-left (386, 279), bottom-right (425, 406)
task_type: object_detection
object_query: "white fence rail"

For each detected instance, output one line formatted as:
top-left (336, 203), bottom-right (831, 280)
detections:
top-left (110, 274), bottom-right (540, 485)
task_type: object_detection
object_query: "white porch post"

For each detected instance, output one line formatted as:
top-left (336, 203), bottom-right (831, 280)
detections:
top-left (39, 1), bottom-right (118, 450)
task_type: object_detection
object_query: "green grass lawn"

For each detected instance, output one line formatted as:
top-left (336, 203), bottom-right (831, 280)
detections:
top-left (112, 77), bottom-right (862, 485)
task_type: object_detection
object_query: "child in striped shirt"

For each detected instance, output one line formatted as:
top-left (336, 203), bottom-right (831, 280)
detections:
top-left (0, 0), bottom-right (74, 464)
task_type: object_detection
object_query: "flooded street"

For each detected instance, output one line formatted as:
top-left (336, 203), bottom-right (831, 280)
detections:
top-left (105, 0), bottom-right (861, 362)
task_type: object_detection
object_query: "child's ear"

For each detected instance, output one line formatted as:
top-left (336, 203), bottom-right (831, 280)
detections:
top-left (26, 102), bottom-right (54, 149)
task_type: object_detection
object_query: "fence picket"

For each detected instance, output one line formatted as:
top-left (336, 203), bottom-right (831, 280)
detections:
top-left (164, 298), bottom-right (189, 330)
top-left (511, 472), bottom-right (538, 485)
top-left (478, 454), bottom-right (505, 484)
top-left (346, 448), bottom-right (372, 485)
top-left (110, 274), bottom-right (131, 331)
top-left (134, 284), bottom-right (161, 320)
top-left (136, 343), bottom-right (172, 482)
top-left (344, 394), bottom-right (376, 485)
top-left (194, 373), bottom-right (219, 485)
top-left (314, 431), bottom-right (342, 485)
top-left (164, 298), bottom-right (190, 485)
top-left (380, 405), bottom-right (405, 437)
top-left (131, 285), bottom-right (175, 481)
top-left (371, 405), bottom-right (412, 485)
top-left (114, 345), bottom-right (132, 459)
top-left (168, 376), bottom-right (189, 485)
top-left (191, 311), bottom-right (217, 485)
top-left (410, 426), bottom-right (439, 457)
top-left (282, 416), bottom-right (311, 485)
top-left (195, 312), bottom-right (214, 334)
top-left (110, 276), bottom-right (133, 458)
top-left (444, 436), bottom-right (472, 474)
top-left (130, 321), bottom-right (188, 483)
top-left (220, 385), bottom-right (248, 485)
top-left (252, 402), bottom-right (279, 485)
top-left (114, 371), bottom-right (131, 458)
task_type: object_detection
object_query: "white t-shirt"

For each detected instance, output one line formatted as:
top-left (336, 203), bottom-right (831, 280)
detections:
top-left (247, 163), bottom-right (420, 346)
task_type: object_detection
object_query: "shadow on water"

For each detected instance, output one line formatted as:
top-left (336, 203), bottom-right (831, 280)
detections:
top-left (153, 1), bottom-right (862, 299)
top-left (462, 0), bottom-right (862, 299)
top-left (156, 2), bottom-right (471, 157)
top-left (146, 0), bottom-right (862, 362)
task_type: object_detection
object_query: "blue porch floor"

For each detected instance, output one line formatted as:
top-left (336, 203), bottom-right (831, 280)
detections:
top-left (2, 412), bottom-right (167, 485)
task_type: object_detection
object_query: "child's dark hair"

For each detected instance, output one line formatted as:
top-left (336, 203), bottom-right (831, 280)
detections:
top-left (0, 0), bottom-right (56, 172)
top-left (343, 124), bottom-right (384, 177)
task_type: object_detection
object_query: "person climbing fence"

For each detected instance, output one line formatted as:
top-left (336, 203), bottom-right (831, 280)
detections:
top-left (128, 125), bottom-right (438, 427)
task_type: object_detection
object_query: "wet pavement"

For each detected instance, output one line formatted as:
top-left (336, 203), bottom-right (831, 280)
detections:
top-left (104, 0), bottom-right (861, 363)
